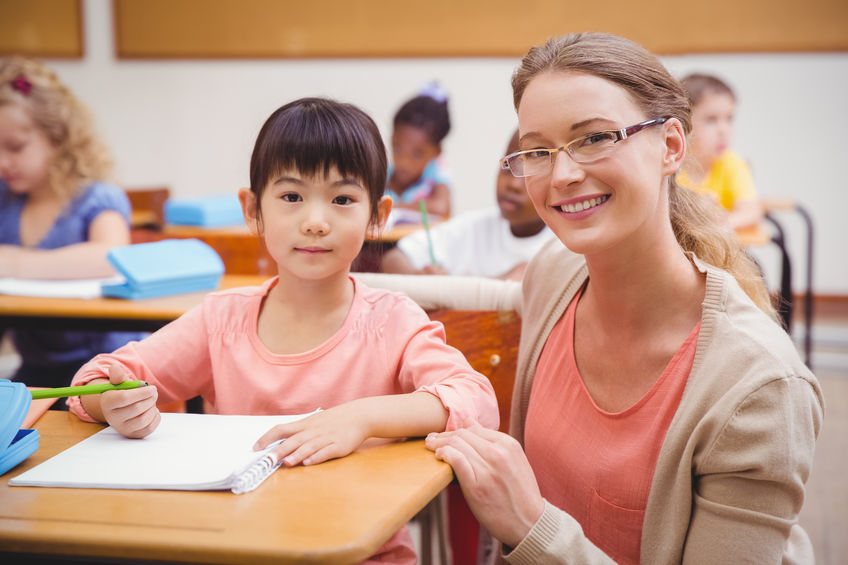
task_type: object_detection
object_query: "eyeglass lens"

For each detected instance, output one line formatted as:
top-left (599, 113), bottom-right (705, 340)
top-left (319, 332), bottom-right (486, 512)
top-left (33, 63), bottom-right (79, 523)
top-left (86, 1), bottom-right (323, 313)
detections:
top-left (505, 118), bottom-right (667, 178)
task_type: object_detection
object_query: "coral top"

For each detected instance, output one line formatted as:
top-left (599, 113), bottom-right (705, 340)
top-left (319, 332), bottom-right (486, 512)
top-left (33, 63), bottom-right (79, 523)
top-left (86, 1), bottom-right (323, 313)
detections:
top-left (524, 288), bottom-right (699, 564)
top-left (69, 276), bottom-right (499, 564)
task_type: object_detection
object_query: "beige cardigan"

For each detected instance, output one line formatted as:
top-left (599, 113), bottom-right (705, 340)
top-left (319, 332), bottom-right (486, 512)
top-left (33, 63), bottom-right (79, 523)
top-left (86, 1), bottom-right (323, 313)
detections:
top-left (355, 241), bottom-right (823, 564)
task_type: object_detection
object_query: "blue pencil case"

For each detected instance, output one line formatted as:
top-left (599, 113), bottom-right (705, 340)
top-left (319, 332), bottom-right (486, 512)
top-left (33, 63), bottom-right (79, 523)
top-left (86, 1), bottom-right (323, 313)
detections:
top-left (0, 379), bottom-right (40, 476)
top-left (164, 194), bottom-right (245, 227)
top-left (102, 239), bottom-right (225, 300)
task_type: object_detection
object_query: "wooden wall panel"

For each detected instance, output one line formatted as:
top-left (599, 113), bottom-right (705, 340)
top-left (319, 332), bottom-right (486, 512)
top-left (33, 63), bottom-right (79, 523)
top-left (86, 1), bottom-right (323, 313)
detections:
top-left (0, 0), bottom-right (83, 58)
top-left (114, 0), bottom-right (848, 59)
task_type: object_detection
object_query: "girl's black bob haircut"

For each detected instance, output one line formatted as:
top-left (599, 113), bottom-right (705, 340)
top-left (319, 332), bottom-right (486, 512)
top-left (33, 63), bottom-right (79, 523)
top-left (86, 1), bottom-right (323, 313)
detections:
top-left (249, 97), bottom-right (387, 224)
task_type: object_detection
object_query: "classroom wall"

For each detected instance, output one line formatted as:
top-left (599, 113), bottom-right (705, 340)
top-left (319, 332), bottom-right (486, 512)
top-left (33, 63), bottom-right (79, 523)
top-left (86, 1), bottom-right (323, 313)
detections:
top-left (35, 1), bottom-right (848, 295)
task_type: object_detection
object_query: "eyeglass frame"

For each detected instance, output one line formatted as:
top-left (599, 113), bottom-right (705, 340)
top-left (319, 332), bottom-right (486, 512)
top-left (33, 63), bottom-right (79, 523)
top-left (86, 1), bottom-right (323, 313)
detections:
top-left (500, 117), bottom-right (670, 178)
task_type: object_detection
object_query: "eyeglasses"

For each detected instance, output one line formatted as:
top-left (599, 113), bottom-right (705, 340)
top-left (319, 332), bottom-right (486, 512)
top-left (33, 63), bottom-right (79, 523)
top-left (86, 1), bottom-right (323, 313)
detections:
top-left (501, 118), bottom-right (669, 178)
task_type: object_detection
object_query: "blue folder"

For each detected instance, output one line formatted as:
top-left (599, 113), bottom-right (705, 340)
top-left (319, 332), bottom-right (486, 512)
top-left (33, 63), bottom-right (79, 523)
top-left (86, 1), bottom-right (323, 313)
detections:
top-left (164, 194), bottom-right (245, 227)
top-left (102, 239), bottom-right (225, 300)
top-left (0, 379), bottom-right (39, 476)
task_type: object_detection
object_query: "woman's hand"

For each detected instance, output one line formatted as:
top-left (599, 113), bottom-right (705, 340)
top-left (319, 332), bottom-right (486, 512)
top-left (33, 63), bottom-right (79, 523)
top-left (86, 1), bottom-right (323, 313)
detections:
top-left (99, 364), bottom-right (160, 439)
top-left (425, 420), bottom-right (545, 548)
top-left (253, 403), bottom-right (371, 467)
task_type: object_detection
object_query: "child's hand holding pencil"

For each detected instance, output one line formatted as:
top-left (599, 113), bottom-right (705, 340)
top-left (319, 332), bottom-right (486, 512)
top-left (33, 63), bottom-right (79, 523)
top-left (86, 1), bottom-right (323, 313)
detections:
top-left (78, 364), bottom-right (161, 439)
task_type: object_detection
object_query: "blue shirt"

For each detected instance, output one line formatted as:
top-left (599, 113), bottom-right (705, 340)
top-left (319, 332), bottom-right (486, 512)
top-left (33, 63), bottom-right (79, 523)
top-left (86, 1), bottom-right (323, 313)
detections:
top-left (0, 181), bottom-right (146, 378)
top-left (386, 159), bottom-right (451, 204)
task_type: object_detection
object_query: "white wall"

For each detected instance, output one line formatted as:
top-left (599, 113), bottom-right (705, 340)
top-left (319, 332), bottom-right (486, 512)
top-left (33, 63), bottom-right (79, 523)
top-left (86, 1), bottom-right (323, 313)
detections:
top-left (44, 0), bottom-right (848, 294)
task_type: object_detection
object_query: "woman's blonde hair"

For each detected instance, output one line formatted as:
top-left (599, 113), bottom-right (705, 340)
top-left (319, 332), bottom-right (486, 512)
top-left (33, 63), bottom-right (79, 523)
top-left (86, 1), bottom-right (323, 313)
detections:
top-left (512, 33), bottom-right (776, 320)
top-left (0, 56), bottom-right (112, 200)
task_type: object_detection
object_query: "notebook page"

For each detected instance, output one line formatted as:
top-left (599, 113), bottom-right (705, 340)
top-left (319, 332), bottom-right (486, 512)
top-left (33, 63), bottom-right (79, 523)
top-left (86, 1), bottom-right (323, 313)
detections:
top-left (0, 276), bottom-right (124, 299)
top-left (9, 412), bottom-right (314, 490)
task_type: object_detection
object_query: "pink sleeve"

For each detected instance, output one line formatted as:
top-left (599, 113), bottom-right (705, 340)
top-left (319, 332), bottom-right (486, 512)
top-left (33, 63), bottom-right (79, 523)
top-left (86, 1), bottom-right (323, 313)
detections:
top-left (67, 304), bottom-right (215, 422)
top-left (390, 304), bottom-right (499, 432)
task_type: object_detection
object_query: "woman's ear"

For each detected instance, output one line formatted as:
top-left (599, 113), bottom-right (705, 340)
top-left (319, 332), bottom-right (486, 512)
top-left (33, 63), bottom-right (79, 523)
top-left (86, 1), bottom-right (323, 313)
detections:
top-left (661, 118), bottom-right (686, 176)
top-left (366, 195), bottom-right (393, 239)
top-left (238, 188), bottom-right (262, 235)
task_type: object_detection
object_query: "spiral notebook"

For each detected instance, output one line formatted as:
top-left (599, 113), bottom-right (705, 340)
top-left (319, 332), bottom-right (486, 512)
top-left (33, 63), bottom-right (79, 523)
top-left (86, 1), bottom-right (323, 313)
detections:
top-left (9, 412), bottom-right (316, 494)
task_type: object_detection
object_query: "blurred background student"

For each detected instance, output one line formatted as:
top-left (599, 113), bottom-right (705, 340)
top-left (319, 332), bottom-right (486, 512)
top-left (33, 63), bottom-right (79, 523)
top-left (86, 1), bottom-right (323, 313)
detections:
top-left (386, 82), bottom-right (453, 218)
top-left (0, 56), bottom-right (143, 396)
top-left (677, 73), bottom-right (764, 230)
top-left (381, 129), bottom-right (552, 281)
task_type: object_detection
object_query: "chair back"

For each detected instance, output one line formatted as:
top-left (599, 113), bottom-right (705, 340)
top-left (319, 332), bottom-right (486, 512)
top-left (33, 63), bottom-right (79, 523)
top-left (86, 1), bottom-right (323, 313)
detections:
top-left (428, 309), bottom-right (520, 432)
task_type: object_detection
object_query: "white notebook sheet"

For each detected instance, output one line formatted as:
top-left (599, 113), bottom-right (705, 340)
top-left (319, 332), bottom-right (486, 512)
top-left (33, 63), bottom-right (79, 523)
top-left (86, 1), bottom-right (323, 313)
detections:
top-left (10, 412), bottom-right (315, 494)
top-left (0, 276), bottom-right (125, 299)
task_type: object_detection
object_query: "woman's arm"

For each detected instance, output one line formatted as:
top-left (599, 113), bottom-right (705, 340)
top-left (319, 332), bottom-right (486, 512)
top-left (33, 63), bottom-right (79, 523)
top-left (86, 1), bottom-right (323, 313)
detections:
top-left (352, 273), bottom-right (521, 313)
top-left (426, 422), bottom-right (616, 564)
top-left (0, 210), bottom-right (129, 279)
top-left (681, 376), bottom-right (822, 561)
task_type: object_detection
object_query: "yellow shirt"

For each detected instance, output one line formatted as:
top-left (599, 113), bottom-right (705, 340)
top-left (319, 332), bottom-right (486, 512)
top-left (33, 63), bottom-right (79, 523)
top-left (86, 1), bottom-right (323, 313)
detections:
top-left (678, 151), bottom-right (757, 210)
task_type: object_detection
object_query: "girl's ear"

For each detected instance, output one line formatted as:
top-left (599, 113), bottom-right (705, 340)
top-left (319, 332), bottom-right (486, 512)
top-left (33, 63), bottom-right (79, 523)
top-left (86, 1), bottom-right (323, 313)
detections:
top-left (366, 195), bottom-right (393, 239)
top-left (238, 188), bottom-right (262, 235)
top-left (661, 118), bottom-right (686, 176)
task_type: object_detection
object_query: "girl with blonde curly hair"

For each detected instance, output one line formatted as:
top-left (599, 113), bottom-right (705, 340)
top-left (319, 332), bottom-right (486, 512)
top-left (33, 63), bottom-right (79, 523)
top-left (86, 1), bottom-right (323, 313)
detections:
top-left (0, 56), bottom-right (142, 394)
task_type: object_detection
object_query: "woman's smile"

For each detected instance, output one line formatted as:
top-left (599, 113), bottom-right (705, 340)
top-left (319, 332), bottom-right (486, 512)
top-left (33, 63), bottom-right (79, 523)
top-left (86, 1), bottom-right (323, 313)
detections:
top-left (552, 194), bottom-right (610, 217)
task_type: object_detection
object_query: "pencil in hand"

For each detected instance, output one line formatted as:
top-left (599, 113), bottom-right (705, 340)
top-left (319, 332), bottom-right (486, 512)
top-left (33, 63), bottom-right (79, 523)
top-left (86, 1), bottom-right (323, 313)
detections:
top-left (30, 381), bottom-right (149, 400)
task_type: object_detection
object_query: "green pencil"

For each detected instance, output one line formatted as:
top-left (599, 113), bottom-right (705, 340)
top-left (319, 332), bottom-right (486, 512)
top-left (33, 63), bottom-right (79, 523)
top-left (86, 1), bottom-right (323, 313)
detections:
top-left (30, 381), bottom-right (149, 400)
top-left (418, 200), bottom-right (437, 266)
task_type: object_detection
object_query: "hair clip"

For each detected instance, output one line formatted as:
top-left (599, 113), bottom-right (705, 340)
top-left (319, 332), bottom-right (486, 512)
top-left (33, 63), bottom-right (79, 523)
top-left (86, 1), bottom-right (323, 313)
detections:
top-left (417, 81), bottom-right (448, 103)
top-left (11, 74), bottom-right (32, 95)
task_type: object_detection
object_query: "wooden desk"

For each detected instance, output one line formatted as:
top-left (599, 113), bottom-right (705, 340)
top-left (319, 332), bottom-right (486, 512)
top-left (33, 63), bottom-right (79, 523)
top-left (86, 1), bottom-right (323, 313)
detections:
top-left (0, 275), bottom-right (267, 332)
top-left (0, 412), bottom-right (453, 564)
top-left (735, 224), bottom-right (771, 247)
top-left (155, 224), bottom-right (421, 274)
top-left (163, 223), bottom-right (422, 243)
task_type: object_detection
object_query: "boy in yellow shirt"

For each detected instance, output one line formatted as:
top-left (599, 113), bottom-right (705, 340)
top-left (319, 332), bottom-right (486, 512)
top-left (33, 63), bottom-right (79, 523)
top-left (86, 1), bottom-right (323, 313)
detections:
top-left (678, 74), bottom-right (764, 230)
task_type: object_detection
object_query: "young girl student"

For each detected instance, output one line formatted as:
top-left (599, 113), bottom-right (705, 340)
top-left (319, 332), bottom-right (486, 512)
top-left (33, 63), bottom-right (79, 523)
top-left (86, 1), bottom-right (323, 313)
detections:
top-left (374, 33), bottom-right (822, 563)
top-left (386, 82), bottom-right (453, 218)
top-left (677, 73), bottom-right (764, 230)
top-left (0, 57), bottom-right (142, 391)
top-left (67, 97), bottom-right (499, 564)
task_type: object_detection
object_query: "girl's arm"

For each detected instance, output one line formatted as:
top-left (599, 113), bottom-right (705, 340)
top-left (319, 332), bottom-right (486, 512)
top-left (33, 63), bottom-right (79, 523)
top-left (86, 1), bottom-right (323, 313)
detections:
top-left (381, 246), bottom-right (449, 275)
top-left (380, 246), bottom-right (419, 275)
top-left (0, 210), bottom-right (129, 279)
top-left (254, 299), bottom-right (500, 467)
top-left (68, 304), bottom-right (214, 429)
top-left (725, 197), bottom-right (764, 230)
top-left (254, 391), bottom-right (448, 467)
top-left (424, 182), bottom-right (451, 217)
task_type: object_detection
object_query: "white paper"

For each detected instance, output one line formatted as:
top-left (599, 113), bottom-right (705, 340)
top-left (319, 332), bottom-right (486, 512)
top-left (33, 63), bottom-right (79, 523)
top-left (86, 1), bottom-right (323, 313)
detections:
top-left (0, 276), bottom-right (125, 299)
top-left (9, 412), bottom-right (315, 491)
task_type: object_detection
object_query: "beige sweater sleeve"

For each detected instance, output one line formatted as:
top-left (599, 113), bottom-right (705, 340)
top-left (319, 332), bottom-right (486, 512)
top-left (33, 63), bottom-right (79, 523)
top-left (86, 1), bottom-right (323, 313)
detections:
top-left (352, 273), bottom-right (521, 313)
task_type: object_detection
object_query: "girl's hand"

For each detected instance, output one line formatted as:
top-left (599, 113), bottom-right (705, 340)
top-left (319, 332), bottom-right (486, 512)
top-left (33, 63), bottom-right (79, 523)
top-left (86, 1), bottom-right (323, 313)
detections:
top-left (425, 420), bottom-right (545, 548)
top-left (253, 404), bottom-right (371, 467)
top-left (99, 364), bottom-right (160, 439)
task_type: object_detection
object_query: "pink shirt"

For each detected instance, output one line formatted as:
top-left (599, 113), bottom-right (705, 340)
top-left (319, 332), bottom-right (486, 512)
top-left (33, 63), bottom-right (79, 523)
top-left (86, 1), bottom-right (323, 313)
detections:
top-left (524, 289), bottom-right (699, 565)
top-left (69, 276), bottom-right (499, 564)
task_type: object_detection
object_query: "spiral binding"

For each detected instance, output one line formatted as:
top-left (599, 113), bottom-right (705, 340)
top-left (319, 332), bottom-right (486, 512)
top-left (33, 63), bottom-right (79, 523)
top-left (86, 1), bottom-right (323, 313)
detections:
top-left (231, 453), bottom-right (281, 494)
